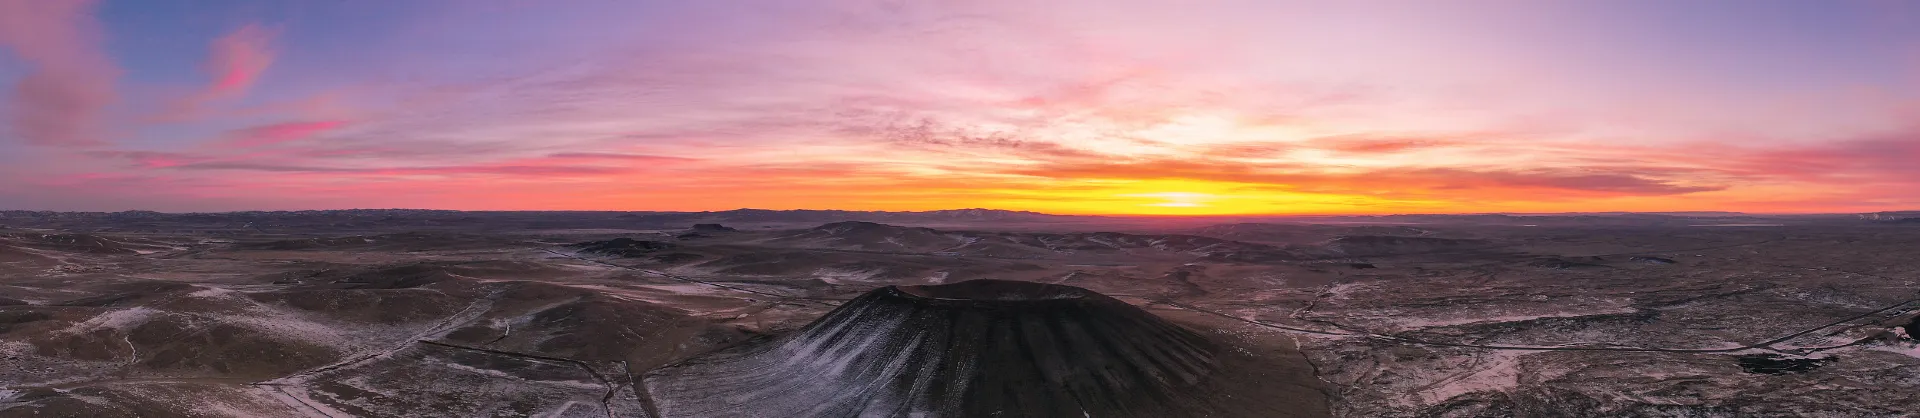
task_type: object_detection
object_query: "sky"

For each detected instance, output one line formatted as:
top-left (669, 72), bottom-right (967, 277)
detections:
top-left (2, 0), bottom-right (1919, 215)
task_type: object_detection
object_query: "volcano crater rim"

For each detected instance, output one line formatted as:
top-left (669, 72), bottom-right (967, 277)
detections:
top-left (890, 279), bottom-right (1096, 303)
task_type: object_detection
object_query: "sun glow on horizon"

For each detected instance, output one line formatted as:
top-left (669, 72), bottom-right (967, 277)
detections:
top-left (956, 179), bottom-right (1394, 216)
top-left (1126, 192), bottom-right (1214, 208)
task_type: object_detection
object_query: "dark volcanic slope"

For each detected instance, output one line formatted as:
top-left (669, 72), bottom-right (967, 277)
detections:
top-left (644, 280), bottom-right (1325, 417)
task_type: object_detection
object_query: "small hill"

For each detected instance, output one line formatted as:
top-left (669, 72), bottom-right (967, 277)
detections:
top-left (689, 223), bottom-right (736, 232)
top-left (688, 251), bottom-right (843, 276)
top-left (763, 221), bottom-right (963, 252)
top-left (1318, 235), bottom-right (1494, 257)
top-left (233, 232), bottom-right (507, 252)
top-left (16, 233), bottom-right (144, 255)
top-left (569, 238), bottom-right (675, 257)
top-left (0, 241), bottom-right (58, 266)
top-left (982, 232), bottom-right (1274, 254)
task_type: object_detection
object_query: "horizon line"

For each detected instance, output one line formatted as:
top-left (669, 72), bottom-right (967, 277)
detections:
top-left (2, 207), bottom-right (1907, 218)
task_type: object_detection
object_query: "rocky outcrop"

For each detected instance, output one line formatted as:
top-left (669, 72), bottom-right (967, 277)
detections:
top-left (1629, 256), bottom-right (1678, 265)
top-left (1735, 354), bottom-right (1835, 375)
top-left (764, 221), bottom-right (960, 252)
top-left (568, 238), bottom-right (675, 257)
top-left (690, 223), bottom-right (737, 232)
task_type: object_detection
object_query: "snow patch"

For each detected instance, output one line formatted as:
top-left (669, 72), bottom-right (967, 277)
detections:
top-left (187, 287), bottom-right (241, 298)
top-left (192, 400), bottom-right (280, 418)
top-left (217, 314), bottom-right (360, 350)
top-left (636, 282), bottom-right (729, 296)
top-left (1321, 282), bottom-right (1367, 300)
top-left (257, 385), bottom-right (355, 418)
top-left (435, 361), bottom-right (601, 389)
top-left (1420, 351), bottom-right (1526, 404)
top-left (62, 307), bottom-right (158, 334)
top-left (1865, 342), bottom-right (1920, 360)
top-left (811, 267), bottom-right (889, 284)
top-left (1389, 308), bottom-right (1638, 330)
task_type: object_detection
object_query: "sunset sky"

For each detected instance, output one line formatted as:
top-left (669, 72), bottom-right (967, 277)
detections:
top-left (2, 0), bottom-right (1919, 215)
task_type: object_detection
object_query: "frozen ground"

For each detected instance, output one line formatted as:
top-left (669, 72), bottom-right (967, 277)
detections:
top-left (1, 210), bottom-right (1917, 417)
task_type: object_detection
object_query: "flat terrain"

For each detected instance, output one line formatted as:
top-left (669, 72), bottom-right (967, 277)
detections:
top-left (1, 210), bottom-right (1917, 417)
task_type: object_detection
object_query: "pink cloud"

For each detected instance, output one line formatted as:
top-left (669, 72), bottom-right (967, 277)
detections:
top-left (218, 120), bottom-right (348, 147)
top-left (0, 0), bottom-right (117, 146)
top-left (153, 23), bottom-right (277, 121)
top-left (544, 152), bottom-right (700, 162)
top-left (169, 160), bottom-right (638, 178)
top-left (87, 150), bottom-right (195, 168)
top-left (204, 24), bottom-right (275, 99)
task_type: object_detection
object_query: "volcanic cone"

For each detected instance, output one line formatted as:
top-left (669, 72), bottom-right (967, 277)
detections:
top-left (642, 279), bottom-right (1327, 417)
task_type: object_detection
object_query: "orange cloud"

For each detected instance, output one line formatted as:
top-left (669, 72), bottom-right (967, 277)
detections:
top-left (996, 157), bottom-right (1721, 199)
top-left (544, 152), bottom-right (700, 162)
top-left (1308, 134), bottom-right (1463, 154)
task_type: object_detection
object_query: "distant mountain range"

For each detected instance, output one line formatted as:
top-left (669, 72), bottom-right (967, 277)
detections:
top-left (1, 208), bottom-right (1914, 233)
top-left (0, 208), bottom-right (1075, 233)
top-left (613, 208), bottom-right (1070, 223)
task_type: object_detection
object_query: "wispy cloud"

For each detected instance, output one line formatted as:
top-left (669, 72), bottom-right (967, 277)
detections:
top-left (218, 120), bottom-right (347, 148)
top-left (996, 157), bottom-right (1723, 198)
top-left (0, 0), bottom-right (116, 146)
top-left (8, 1), bottom-right (1920, 213)
top-left (1307, 134), bottom-right (1466, 154)
top-left (544, 152), bottom-right (699, 162)
top-left (155, 23), bottom-right (278, 121)
top-left (204, 24), bottom-right (275, 99)
top-left (86, 150), bottom-right (193, 168)
top-left (171, 161), bottom-right (632, 176)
